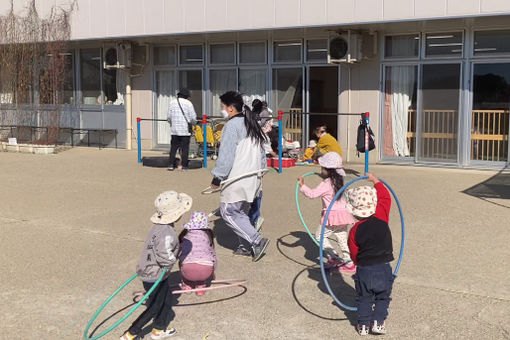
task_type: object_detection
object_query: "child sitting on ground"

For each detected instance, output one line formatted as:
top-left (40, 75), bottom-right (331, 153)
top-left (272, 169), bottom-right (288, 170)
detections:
top-left (120, 190), bottom-right (192, 340)
top-left (298, 152), bottom-right (356, 273)
top-left (346, 173), bottom-right (394, 336)
top-left (178, 212), bottom-right (217, 296)
top-left (301, 140), bottom-right (317, 163)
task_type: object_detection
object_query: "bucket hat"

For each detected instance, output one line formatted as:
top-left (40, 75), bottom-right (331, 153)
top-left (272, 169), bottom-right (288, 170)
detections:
top-left (318, 152), bottom-right (346, 176)
top-left (345, 186), bottom-right (378, 218)
top-left (308, 140), bottom-right (317, 148)
top-left (183, 211), bottom-right (210, 230)
top-left (150, 191), bottom-right (192, 224)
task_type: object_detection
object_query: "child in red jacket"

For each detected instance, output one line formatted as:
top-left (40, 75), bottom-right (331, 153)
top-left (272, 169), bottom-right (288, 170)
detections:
top-left (346, 173), bottom-right (394, 336)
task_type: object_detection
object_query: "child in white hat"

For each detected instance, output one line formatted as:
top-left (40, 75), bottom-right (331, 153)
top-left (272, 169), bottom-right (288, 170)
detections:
top-left (345, 173), bottom-right (394, 336)
top-left (178, 212), bottom-right (217, 296)
top-left (298, 152), bottom-right (356, 273)
top-left (301, 140), bottom-right (317, 163)
top-left (120, 191), bottom-right (192, 340)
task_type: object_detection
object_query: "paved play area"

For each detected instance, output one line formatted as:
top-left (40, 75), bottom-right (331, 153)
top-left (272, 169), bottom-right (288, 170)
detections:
top-left (0, 148), bottom-right (509, 339)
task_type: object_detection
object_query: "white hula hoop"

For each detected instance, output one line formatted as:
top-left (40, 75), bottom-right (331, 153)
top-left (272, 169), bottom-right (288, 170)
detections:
top-left (201, 168), bottom-right (269, 195)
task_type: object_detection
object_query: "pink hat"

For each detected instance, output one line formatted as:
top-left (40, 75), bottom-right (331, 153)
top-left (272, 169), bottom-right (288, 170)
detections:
top-left (318, 152), bottom-right (346, 176)
top-left (183, 211), bottom-right (210, 230)
top-left (345, 186), bottom-right (378, 218)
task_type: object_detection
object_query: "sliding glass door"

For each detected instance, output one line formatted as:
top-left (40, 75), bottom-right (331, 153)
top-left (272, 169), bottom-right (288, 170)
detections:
top-left (418, 64), bottom-right (461, 162)
top-left (155, 70), bottom-right (176, 145)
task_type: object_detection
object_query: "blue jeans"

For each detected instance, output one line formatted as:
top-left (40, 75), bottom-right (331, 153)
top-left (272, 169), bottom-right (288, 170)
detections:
top-left (248, 190), bottom-right (263, 225)
top-left (353, 263), bottom-right (394, 326)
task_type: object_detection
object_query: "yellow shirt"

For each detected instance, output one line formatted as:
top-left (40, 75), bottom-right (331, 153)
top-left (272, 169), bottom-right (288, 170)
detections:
top-left (317, 133), bottom-right (342, 156)
top-left (303, 147), bottom-right (315, 159)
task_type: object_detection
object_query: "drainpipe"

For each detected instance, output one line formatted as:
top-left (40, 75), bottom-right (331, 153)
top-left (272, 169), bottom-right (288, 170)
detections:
top-left (125, 71), bottom-right (132, 150)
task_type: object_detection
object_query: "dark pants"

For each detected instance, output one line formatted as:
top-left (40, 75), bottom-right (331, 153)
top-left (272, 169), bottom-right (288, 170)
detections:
top-left (354, 263), bottom-right (394, 327)
top-left (248, 190), bottom-right (263, 225)
top-left (128, 278), bottom-right (174, 335)
top-left (169, 135), bottom-right (191, 168)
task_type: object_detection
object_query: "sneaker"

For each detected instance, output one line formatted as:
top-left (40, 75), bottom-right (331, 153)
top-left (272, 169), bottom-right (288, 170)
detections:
top-left (167, 167), bottom-right (174, 171)
top-left (338, 261), bottom-right (356, 274)
top-left (357, 324), bottom-right (369, 336)
top-left (195, 284), bottom-right (206, 296)
top-left (372, 320), bottom-right (387, 335)
top-left (252, 238), bottom-right (270, 262)
top-left (233, 245), bottom-right (252, 256)
top-left (254, 216), bottom-right (264, 231)
top-left (150, 328), bottom-right (176, 339)
top-left (120, 331), bottom-right (135, 340)
top-left (179, 282), bottom-right (193, 294)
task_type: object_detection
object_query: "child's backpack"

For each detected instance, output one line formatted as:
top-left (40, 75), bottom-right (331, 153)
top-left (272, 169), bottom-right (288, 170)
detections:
top-left (356, 114), bottom-right (375, 155)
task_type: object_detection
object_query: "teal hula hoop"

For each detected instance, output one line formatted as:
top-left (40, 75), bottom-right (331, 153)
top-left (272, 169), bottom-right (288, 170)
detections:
top-left (318, 176), bottom-right (405, 311)
top-left (295, 171), bottom-right (322, 247)
top-left (83, 269), bottom-right (167, 340)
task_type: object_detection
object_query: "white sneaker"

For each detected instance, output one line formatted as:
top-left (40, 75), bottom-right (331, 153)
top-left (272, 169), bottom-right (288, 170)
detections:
top-left (372, 320), bottom-right (387, 334)
top-left (357, 324), bottom-right (369, 336)
top-left (150, 328), bottom-right (176, 339)
top-left (255, 216), bottom-right (264, 231)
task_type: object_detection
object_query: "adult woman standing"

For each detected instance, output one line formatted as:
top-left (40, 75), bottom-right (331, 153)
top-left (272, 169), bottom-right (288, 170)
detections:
top-left (210, 91), bottom-right (269, 262)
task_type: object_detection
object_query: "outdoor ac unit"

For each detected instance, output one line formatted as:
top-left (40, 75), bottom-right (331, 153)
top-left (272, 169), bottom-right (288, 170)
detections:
top-left (103, 43), bottom-right (132, 69)
top-left (328, 31), bottom-right (362, 63)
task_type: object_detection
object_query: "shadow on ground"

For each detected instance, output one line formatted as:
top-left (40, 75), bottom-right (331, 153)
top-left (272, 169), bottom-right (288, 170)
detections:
top-left (463, 165), bottom-right (510, 208)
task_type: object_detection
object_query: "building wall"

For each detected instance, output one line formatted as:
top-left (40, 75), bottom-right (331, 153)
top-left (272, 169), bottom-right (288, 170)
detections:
top-left (2, 0), bottom-right (510, 40)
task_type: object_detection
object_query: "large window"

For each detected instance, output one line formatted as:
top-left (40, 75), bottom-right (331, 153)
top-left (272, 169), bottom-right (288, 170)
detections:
top-left (80, 49), bottom-right (101, 105)
top-left (39, 53), bottom-right (74, 105)
top-left (210, 69), bottom-right (236, 116)
top-left (210, 44), bottom-right (235, 65)
top-left (239, 42), bottom-right (266, 64)
top-left (474, 30), bottom-right (510, 55)
top-left (382, 65), bottom-right (417, 158)
top-left (384, 34), bottom-right (419, 59)
top-left (180, 45), bottom-right (203, 65)
top-left (273, 41), bottom-right (302, 63)
top-left (419, 64), bottom-right (461, 161)
top-left (239, 69), bottom-right (266, 105)
top-left (425, 32), bottom-right (463, 57)
top-left (179, 70), bottom-right (203, 115)
top-left (471, 63), bottom-right (510, 162)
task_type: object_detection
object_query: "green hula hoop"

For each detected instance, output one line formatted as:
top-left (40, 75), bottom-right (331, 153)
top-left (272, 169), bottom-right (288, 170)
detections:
top-left (83, 269), bottom-right (167, 340)
top-left (294, 171), bottom-right (322, 247)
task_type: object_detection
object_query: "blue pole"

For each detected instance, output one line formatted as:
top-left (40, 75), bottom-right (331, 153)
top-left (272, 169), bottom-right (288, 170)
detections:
top-left (277, 110), bottom-right (283, 173)
top-left (364, 112), bottom-right (369, 173)
top-left (202, 114), bottom-right (207, 168)
top-left (137, 117), bottom-right (141, 163)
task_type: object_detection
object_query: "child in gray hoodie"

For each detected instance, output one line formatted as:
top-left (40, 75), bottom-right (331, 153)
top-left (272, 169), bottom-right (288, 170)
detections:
top-left (120, 191), bottom-right (192, 340)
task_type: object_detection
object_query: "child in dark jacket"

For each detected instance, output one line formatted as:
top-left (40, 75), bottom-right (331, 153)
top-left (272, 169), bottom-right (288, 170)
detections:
top-left (120, 191), bottom-right (192, 340)
top-left (178, 212), bottom-right (217, 296)
top-left (346, 173), bottom-right (394, 336)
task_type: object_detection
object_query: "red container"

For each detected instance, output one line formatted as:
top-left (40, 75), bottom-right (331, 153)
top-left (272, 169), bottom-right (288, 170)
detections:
top-left (266, 158), bottom-right (273, 167)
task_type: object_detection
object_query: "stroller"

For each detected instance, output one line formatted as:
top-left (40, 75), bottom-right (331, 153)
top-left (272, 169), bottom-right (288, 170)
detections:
top-left (191, 118), bottom-right (225, 160)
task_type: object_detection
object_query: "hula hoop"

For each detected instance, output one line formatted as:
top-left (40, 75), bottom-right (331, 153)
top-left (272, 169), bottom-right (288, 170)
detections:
top-left (83, 269), bottom-right (167, 340)
top-left (294, 171), bottom-right (322, 247)
top-left (318, 176), bottom-right (405, 311)
top-left (202, 169), bottom-right (269, 195)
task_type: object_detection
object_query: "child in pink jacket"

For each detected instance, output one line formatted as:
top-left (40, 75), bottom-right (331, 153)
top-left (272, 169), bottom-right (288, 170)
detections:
top-left (178, 212), bottom-right (217, 295)
top-left (298, 152), bottom-right (356, 273)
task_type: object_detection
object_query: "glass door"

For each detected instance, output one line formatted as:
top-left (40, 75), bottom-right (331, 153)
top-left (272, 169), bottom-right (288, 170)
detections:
top-left (307, 66), bottom-right (339, 142)
top-left (155, 70), bottom-right (176, 146)
top-left (418, 63), bottom-right (462, 162)
top-left (470, 62), bottom-right (510, 163)
top-left (272, 67), bottom-right (304, 144)
top-left (179, 70), bottom-right (203, 117)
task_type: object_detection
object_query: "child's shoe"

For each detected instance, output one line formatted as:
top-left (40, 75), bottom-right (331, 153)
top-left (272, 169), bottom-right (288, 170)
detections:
top-left (120, 331), bottom-right (135, 340)
top-left (150, 328), bottom-right (176, 339)
top-left (195, 284), bottom-right (206, 296)
top-left (179, 282), bottom-right (193, 294)
top-left (357, 324), bottom-right (369, 336)
top-left (372, 320), bottom-right (387, 334)
top-left (338, 261), bottom-right (356, 273)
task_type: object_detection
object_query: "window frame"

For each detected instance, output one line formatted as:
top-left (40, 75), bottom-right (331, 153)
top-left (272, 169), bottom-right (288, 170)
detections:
top-left (153, 45), bottom-right (178, 66)
top-left (422, 30), bottom-right (465, 60)
top-left (471, 28), bottom-right (510, 59)
top-left (238, 41), bottom-right (268, 66)
top-left (305, 38), bottom-right (329, 64)
top-left (272, 39), bottom-right (303, 64)
top-left (382, 33), bottom-right (421, 61)
top-left (178, 44), bottom-right (205, 66)
top-left (208, 42), bottom-right (236, 66)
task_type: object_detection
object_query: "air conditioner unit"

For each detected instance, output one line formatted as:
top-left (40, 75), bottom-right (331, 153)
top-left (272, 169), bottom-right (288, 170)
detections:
top-left (103, 43), bottom-right (132, 69)
top-left (328, 31), bottom-right (362, 64)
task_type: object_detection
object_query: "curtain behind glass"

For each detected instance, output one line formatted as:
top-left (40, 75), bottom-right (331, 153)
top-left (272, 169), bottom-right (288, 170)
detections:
top-left (156, 71), bottom-right (176, 145)
top-left (210, 69), bottom-right (236, 116)
top-left (239, 69), bottom-right (266, 106)
top-left (390, 66), bottom-right (415, 156)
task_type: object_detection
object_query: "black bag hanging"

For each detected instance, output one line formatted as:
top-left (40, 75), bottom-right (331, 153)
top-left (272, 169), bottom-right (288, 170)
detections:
top-left (356, 114), bottom-right (375, 155)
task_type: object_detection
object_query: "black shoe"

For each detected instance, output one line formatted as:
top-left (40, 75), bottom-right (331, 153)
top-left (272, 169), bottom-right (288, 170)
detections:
top-left (233, 245), bottom-right (252, 257)
top-left (252, 238), bottom-right (269, 262)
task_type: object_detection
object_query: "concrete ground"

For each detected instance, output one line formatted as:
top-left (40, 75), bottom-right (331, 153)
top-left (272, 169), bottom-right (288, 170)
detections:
top-left (0, 148), bottom-right (509, 340)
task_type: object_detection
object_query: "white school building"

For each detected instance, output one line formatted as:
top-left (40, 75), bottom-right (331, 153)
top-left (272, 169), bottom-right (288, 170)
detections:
top-left (1, 0), bottom-right (510, 167)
